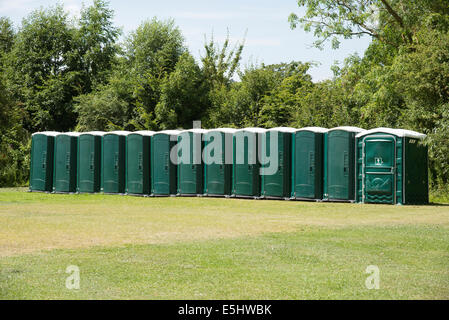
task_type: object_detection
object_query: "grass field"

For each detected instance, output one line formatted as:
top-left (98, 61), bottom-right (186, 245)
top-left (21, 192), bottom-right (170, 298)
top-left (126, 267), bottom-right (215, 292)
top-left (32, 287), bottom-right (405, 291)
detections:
top-left (1, 188), bottom-right (448, 299)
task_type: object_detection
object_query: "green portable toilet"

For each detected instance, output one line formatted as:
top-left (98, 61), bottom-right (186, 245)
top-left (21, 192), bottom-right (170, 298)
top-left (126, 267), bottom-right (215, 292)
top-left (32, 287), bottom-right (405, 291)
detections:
top-left (53, 132), bottom-right (80, 193)
top-left (102, 131), bottom-right (130, 194)
top-left (177, 129), bottom-right (208, 196)
top-left (203, 128), bottom-right (236, 197)
top-left (126, 130), bottom-right (154, 196)
top-left (292, 127), bottom-right (328, 200)
top-left (151, 130), bottom-right (181, 196)
top-left (77, 131), bottom-right (104, 193)
top-left (232, 128), bottom-right (266, 198)
top-left (29, 131), bottom-right (59, 192)
top-left (355, 128), bottom-right (428, 205)
top-left (260, 127), bottom-right (295, 199)
top-left (324, 126), bottom-right (365, 202)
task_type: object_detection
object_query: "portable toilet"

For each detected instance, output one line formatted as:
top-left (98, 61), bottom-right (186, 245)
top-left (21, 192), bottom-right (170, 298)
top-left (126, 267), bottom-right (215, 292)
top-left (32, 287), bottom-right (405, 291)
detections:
top-left (260, 127), bottom-right (295, 199)
top-left (102, 131), bottom-right (130, 194)
top-left (324, 126), bottom-right (365, 202)
top-left (232, 128), bottom-right (267, 198)
top-left (53, 132), bottom-right (80, 193)
top-left (355, 128), bottom-right (428, 205)
top-left (292, 127), bottom-right (328, 200)
top-left (177, 129), bottom-right (208, 196)
top-left (29, 131), bottom-right (59, 192)
top-left (77, 131), bottom-right (104, 193)
top-left (126, 131), bottom-right (154, 195)
top-left (151, 130), bottom-right (181, 196)
top-left (203, 128), bottom-right (236, 197)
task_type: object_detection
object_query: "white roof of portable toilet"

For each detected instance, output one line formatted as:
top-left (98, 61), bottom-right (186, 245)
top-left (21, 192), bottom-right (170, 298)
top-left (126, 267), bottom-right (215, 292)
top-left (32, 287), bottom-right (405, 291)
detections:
top-left (180, 129), bottom-right (210, 134)
top-left (105, 131), bottom-right (131, 136)
top-left (32, 131), bottom-right (60, 136)
top-left (56, 132), bottom-right (81, 137)
top-left (205, 128), bottom-right (238, 134)
top-left (328, 126), bottom-right (365, 133)
top-left (294, 127), bottom-right (328, 133)
top-left (80, 131), bottom-right (105, 136)
top-left (131, 130), bottom-right (156, 136)
top-left (154, 130), bottom-right (182, 135)
top-left (235, 127), bottom-right (267, 133)
top-left (355, 127), bottom-right (426, 139)
top-left (267, 127), bottom-right (297, 133)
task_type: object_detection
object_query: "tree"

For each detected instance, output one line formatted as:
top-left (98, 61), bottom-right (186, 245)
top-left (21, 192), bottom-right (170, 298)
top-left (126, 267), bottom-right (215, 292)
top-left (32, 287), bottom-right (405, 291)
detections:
top-left (0, 17), bottom-right (14, 56)
top-left (74, 84), bottom-right (130, 131)
top-left (6, 5), bottom-right (79, 132)
top-left (0, 74), bottom-right (29, 187)
top-left (76, 0), bottom-right (121, 92)
top-left (208, 62), bottom-right (311, 128)
top-left (155, 52), bottom-right (208, 129)
top-left (289, 0), bottom-right (449, 48)
top-left (124, 18), bottom-right (187, 129)
top-left (75, 57), bottom-right (136, 131)
top-left (259, 62), bottom-right (313, 127)
top-left (201, 32), bottom-right (245, 86)
top-left (201, 33), bottom-right (245, 128)
top-left (389, 27), bottom-right (449, 185)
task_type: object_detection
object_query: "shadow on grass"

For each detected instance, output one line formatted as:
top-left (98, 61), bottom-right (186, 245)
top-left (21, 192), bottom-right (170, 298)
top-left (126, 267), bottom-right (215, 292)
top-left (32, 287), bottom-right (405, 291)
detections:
top-left (428, 202), bottom-right (449, 207)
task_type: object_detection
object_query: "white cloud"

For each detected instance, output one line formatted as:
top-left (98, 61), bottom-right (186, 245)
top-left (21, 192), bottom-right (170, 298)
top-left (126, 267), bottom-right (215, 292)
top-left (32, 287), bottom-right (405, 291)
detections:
top-left (64, 0), bottom-right (82, 18)
top-left (0, 0), bottom-right (36, 13)
top-left (173, 11), bottom-right (239, 20)
top-left (246, 38), bottom-right (281, 47)
top-left (173, 10), bottom-right (284, 22)
top-left (0, 0), bottom-right (83, 17)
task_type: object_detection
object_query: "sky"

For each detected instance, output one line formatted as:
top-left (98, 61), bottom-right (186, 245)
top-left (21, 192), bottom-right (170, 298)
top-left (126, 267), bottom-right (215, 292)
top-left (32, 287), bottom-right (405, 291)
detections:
top-left (0, 0), bottom-right (372, 81)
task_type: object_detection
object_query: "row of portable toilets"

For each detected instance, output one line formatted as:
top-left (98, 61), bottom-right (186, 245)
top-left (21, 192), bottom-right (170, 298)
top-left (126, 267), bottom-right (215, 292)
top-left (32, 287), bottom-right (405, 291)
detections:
top-left (29, 127), bottom-right (429, 205)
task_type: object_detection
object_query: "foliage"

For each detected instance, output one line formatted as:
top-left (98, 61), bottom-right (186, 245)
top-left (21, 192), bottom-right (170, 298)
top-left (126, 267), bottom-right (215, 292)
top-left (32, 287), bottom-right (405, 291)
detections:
top-left (289, 0), bottom-right (449, 48)
top-left (76, 0), bottom-right (121, 92)
top-left (201, 32), bottom-right (245, 87)
top-left (155, 52), bottom-right (208, 129)
top-left (0, 0), bottom-right (448, 190)
top-left (5, 5), bottom-right (79, 132)
top-left (0, 76), bottom-right (29, 187)
top-left (0, 17), bottom-right (14, 56)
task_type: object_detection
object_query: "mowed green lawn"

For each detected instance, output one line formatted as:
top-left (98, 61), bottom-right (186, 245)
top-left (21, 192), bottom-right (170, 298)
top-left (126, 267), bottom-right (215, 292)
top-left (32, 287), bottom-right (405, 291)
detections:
top-left (0, 188), bottom-right (448, 299)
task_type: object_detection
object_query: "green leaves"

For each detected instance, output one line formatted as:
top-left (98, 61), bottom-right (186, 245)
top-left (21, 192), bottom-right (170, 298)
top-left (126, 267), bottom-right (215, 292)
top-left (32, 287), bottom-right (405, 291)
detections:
top-left (289, 0), bottom-right (448, 48)
top-left (155, 52), bottom-right (207, 129)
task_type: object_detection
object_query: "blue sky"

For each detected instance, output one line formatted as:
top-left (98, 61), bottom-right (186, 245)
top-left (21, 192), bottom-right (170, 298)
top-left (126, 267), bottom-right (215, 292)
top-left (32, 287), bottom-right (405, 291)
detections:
top-left (0, 0), bottom-right (372, 81)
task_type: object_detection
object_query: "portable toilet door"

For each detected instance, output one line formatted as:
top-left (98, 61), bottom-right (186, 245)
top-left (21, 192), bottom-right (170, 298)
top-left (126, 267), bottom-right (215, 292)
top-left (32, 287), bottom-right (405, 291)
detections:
top-left (151, 130), bottom-right (180, 196)
top-left (126, 131), bottom-right (154, 195)
top-left (355, 128), bottom-right (428, 205)
top-left (102, 131), bottom-right (129, 194)
top-left (177, 129), bottom-right (208, 196)
top-left (324, 126), bottom-right (365, 202)
top-left (203, 128), bottom-right (236, 197)
top-left (292, 127), bottom-right (328, 200)
top-left (232, 128), bottom-right (266, 198)
top-left (29, 131), bottom-right (59, 192)
top-left (77, 131), bottom-right (104, 193)
top-left (53, 132), bottom-right (80, 193)
top-left (260, 127), bottom-right (295, 199)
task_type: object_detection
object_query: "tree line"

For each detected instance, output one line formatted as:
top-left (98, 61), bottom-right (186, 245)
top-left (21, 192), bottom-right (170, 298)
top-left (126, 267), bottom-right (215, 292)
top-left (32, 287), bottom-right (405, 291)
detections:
top-left (0, 0), bottom-right (447, 193)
